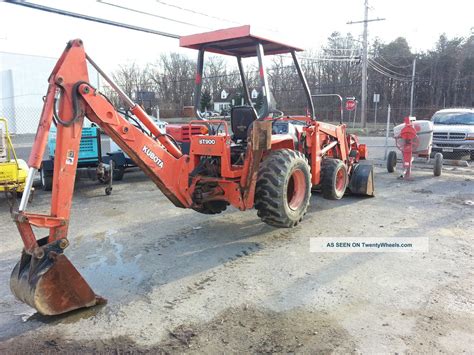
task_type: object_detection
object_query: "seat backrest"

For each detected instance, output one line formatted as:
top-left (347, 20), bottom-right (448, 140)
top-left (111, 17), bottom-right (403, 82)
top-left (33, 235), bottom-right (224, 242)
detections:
top-left (231, 106), bottom-right (257, 141)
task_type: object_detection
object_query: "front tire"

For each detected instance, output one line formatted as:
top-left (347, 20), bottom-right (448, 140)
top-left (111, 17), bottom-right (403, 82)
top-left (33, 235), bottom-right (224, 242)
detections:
top-left (321, 159), bottom-right (348, 200)
top-left (255, 149), bottom-right (311, 228)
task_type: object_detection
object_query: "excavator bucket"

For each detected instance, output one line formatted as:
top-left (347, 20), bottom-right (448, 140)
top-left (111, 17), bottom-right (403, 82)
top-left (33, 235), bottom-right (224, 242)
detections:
top-left (10, 237), bottom-right (104, 316)
top-left (348, 163), bottom-right (375, 197)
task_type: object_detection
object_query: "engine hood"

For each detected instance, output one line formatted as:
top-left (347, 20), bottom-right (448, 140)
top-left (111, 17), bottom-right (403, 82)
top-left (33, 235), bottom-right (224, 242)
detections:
top-left (432, 124), bottom-right (474, 134)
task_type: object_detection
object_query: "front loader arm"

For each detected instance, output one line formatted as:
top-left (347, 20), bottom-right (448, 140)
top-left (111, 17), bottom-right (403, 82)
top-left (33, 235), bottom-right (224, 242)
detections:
top-left (10, 39), bottom-right (193, 315)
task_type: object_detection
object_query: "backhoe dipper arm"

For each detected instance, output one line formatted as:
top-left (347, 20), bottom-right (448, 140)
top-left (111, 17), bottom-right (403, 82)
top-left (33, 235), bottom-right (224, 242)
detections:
top-left (16, 39), bottom-right (193, 252)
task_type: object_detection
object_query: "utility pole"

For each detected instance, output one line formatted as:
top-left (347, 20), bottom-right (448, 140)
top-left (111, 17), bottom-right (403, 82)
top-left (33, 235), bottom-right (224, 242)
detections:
top-left (361, 0), bottom-right (368, 129)
top-left (347, 1), bottom-right (385, 129)
top-left (409, 57), bottom-right (416, 116)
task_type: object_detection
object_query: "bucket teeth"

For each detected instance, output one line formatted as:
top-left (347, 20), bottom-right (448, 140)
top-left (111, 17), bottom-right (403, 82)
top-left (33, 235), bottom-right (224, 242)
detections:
top-left (10, 237), bottom-right (105, 316)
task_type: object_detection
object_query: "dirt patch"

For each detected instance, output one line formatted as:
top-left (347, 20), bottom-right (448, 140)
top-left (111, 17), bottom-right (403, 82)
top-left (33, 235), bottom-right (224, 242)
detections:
top-left (164, 306), bottom-right (356, 353)
top-left (0, 306), bottom-right (355, 354)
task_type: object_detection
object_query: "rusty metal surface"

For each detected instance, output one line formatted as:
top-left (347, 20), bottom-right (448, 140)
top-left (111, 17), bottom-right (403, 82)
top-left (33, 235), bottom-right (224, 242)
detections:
top-left (252, 121), bottom-right (272, 151)
top-left (10, 237), bottom-right (104, 316)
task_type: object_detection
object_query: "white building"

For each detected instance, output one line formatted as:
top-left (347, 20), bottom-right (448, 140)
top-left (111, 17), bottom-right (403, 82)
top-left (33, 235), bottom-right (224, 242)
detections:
top-left (212, 88), bottom-right (260, 113)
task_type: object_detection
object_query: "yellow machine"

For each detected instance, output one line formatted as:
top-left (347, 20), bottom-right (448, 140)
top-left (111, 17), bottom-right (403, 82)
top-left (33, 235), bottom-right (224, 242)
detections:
top-left (0, 118), bottom-right (29, 197)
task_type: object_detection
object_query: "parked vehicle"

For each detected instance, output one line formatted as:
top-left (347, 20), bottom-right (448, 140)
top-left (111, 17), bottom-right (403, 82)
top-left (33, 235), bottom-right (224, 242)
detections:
top-left (0, 118), bottom-right (28, 198)
top-left (40, 125), bottom-right (116, 193)
top-left (202, 111), bottom-right (220, 118)
top-left (431, 108), bottom-right (474, 160)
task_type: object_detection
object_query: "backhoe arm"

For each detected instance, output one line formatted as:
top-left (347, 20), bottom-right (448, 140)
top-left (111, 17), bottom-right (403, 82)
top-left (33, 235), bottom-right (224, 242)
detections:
top-left (10, 39), bottom-right (193, 315)
top-left (18, 39), bottom-right (193, 247)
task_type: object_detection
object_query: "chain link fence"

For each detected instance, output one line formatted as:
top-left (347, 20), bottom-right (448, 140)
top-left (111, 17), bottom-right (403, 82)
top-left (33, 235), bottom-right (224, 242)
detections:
top-left (310, 106), bottom-right (473, 163)
top-left (0, 106), bottom-right (42, 135)
top-left (2, 104), bottom-right (472, 165)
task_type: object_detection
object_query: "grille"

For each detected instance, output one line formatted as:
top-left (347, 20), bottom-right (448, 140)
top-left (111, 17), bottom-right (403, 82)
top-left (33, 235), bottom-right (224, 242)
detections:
top-left (449, 133), bottom-right (466, 140)
top-left (180, 126), bottom-right (202, 141)
top-left (433, 132), bottom-right (466, 140)
top-left (79, 128), bottom-right (97, 153)
top-left (433, 132), bottom-right (448, 139)
top-left (79, 139), bottom-right (94, 152)
top-left (435, 143), bottom-right (463, 147)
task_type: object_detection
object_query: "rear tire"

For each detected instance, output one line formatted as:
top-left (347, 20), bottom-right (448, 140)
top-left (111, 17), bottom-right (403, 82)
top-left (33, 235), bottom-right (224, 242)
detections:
top-left (40, 169), bottom-right (53, 191)
top-left (255, 149), bottom-right (311, 228)
top-left (192, 183), bottom-right (228, 215)
top-left (387, 151), bottom-right (397, 173)
top-left (433, 152), bottom-right (443, 177)
top-left (321, 159), bottom-right (348, 200)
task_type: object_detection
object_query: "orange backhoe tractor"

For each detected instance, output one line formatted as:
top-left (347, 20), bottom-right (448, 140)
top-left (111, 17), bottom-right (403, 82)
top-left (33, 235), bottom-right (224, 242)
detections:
top-left (10, 25), bottom-right (374, 316)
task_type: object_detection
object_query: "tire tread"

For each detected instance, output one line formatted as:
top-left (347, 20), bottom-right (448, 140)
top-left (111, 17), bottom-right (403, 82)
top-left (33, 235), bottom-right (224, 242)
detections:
top-left (255, 149), bottom-right (311, 228)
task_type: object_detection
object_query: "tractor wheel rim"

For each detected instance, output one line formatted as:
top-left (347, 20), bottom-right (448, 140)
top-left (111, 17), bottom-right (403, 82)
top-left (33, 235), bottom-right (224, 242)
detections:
top-left (287, 169), bottom-right (305, 210)
top-left (335, 167), bottom-right (346, 193)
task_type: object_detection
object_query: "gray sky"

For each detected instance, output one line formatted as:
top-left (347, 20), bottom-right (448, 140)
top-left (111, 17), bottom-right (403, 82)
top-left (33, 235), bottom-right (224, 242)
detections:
top-left (1, 0), bottom-right (473, 69)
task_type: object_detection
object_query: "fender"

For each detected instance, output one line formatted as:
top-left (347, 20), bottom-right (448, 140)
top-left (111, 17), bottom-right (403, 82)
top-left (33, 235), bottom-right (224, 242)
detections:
top-left (270, 134), bottom-right (295, 150)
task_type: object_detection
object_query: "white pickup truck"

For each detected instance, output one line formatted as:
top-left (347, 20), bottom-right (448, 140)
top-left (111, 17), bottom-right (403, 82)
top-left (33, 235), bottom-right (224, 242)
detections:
top-left (431, 108), bottom-right (474, 161)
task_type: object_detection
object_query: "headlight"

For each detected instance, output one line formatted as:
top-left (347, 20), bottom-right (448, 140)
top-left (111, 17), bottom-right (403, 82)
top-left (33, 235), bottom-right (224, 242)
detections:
top-left (467, 133), bottom-right (474, 140)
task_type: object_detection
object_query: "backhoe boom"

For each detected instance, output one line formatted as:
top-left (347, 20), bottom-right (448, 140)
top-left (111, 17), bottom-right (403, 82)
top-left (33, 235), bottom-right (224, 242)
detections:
top-left (11, 40), bottom-right (195, 315)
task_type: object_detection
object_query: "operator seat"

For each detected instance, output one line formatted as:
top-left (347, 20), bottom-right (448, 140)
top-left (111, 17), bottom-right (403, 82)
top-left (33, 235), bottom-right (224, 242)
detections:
top-left (231, 106), bottom-right (257, 142)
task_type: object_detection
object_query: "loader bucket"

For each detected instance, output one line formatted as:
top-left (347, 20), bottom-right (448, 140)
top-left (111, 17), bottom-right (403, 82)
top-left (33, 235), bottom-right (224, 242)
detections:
top-left (348, 163), bottom-right (375, 196)
top-left (10, 237), bottom-right (104, 316)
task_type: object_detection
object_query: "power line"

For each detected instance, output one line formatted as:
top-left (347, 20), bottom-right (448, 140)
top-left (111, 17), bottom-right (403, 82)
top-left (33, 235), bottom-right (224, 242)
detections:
top-left (277, 54), bottom-right (361, 63)
top-left (5, 0), bottom-right (180, 39)
top-left (299, 55), bottom-right (361, 61)
top-left (369, 58), bottom-right (411, 78)
top-left (154, 0), bottom-right (279, 33)
top-left (378, 55), bottom-right (413, 69)
top-left (369, 64), bottom-right (411, 81)
top-left (322, 48), bottom-right (361, 52)
top-left (96, 1), bottom-right (212, 30)
top-left (368, 61), bottom-right (412, 81)
top-left (155, 0), bottom-right (240, 26)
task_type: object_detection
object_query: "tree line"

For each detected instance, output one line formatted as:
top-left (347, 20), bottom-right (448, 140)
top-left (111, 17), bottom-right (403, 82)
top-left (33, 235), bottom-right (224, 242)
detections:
top-left (104, 31), bottom-right (473, 124)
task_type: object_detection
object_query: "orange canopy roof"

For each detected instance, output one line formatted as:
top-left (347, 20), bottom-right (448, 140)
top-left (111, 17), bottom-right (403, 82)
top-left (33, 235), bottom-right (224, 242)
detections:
top-left (179, 25), bottom-right (303, 57)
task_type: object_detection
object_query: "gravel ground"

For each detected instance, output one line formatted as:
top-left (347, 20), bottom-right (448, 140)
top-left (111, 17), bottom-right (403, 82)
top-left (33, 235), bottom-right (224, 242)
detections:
top-left (0, 164), bottom-right (473, 353)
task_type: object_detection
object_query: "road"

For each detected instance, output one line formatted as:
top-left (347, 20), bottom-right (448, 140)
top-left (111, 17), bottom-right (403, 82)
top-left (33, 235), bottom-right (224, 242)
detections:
top-left (0, 163), bottom-right (472, 353)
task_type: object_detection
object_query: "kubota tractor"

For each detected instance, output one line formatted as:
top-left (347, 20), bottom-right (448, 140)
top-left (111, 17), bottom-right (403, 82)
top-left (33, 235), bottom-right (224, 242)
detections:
top-left (10, 25), bottom-right (374, 316)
